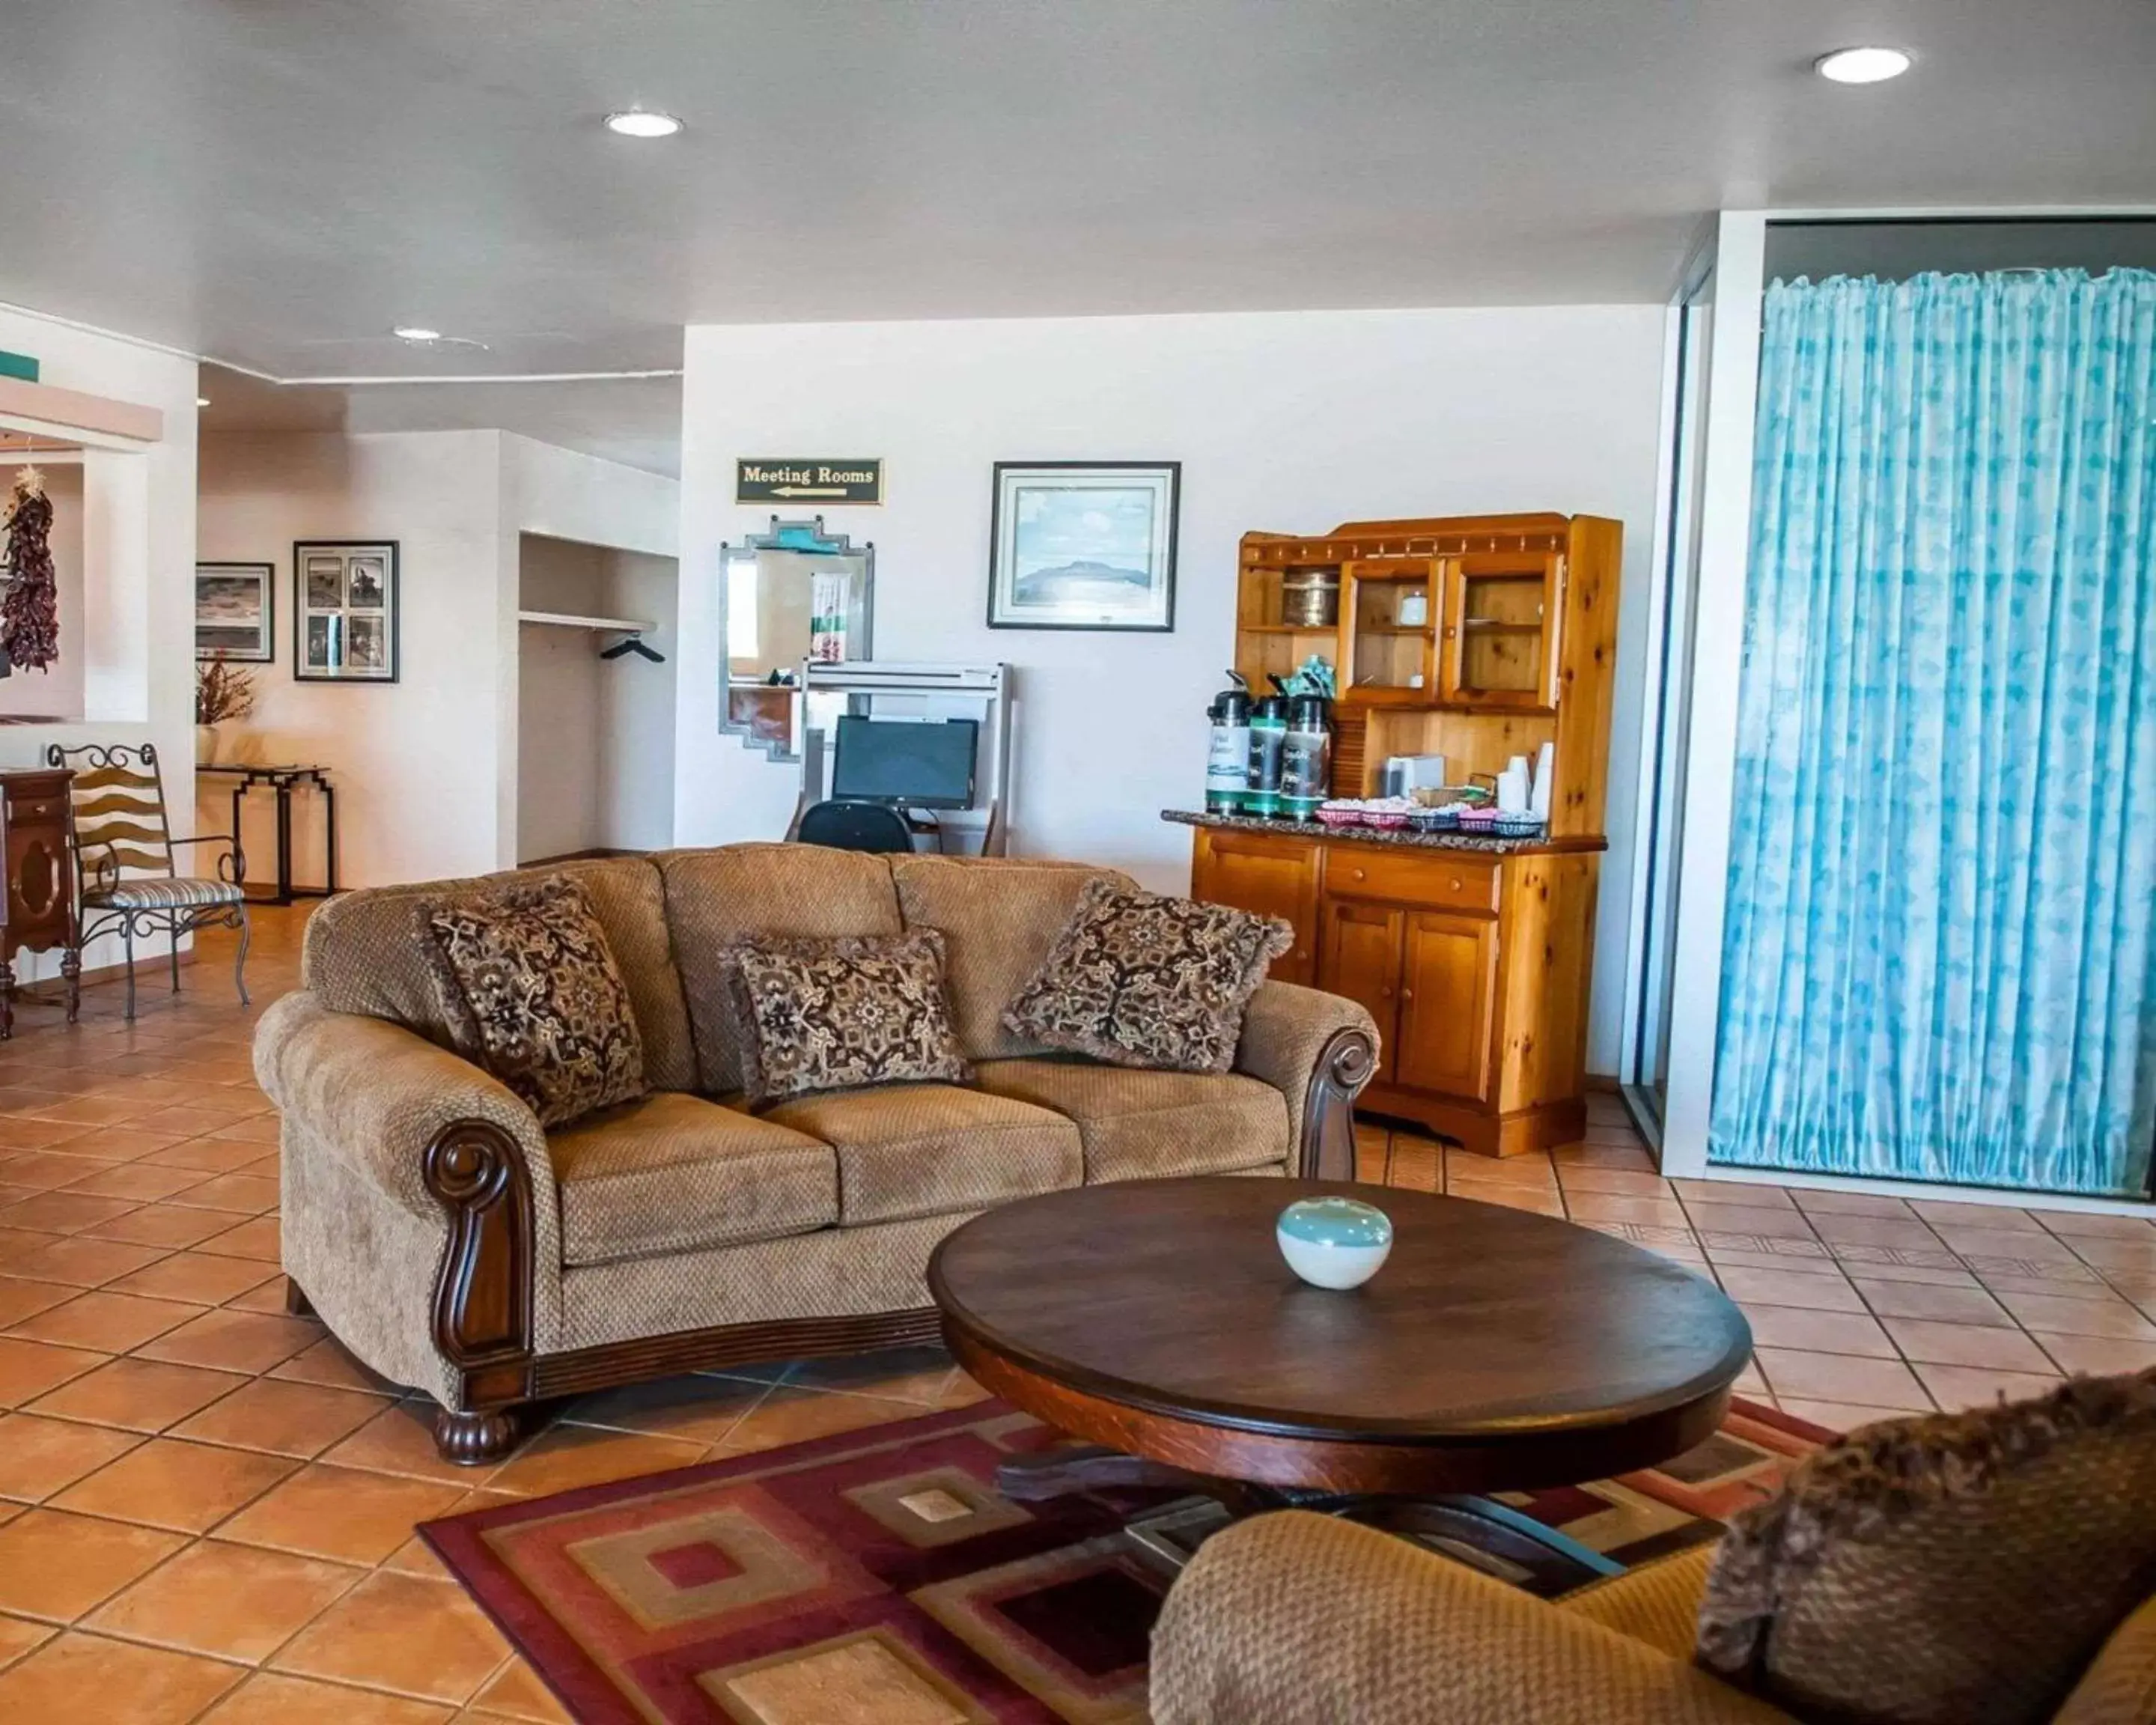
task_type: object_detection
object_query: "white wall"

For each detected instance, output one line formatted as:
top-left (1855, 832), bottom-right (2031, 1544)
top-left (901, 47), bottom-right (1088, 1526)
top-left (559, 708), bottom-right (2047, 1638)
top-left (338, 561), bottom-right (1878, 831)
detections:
top-left (516, 537), bottom-right (607, 863)
top-left (600, 549), bottom-right (679, 852)
top-left (197, 430), bottom-right (510, 887)
top-left (675, 307), bottom-right (1666, 1068)
top-left (0, 308), bottom-right (198, 985)
top-left (198, 431), bottom-right (679, 888)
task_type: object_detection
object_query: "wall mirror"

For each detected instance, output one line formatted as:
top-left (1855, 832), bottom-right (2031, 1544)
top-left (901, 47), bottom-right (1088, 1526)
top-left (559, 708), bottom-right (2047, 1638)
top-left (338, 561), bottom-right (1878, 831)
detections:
top-left (717, 517), bottom-right (874, 761)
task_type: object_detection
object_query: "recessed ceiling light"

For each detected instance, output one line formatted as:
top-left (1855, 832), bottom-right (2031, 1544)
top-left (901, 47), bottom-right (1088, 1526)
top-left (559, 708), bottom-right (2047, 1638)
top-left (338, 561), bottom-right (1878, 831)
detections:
top-left (195, 396), bottom-right (210, 408)
top-left (393, 326), bottom-right (442, 344)
top-left (604, 109), bottom-right (683, 139)
top-left (1815, 46), bottom-right (1913, 84)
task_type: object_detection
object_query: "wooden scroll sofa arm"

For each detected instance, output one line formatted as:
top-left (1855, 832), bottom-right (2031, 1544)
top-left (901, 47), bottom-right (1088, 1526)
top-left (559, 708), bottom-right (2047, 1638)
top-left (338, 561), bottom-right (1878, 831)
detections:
top-left (1149, 1512), bottom-right (1797, 1725)
top-left (253, 991), bottom-right (557, 1459)
top-left (1233, 982), bottom-right (1379, 1179)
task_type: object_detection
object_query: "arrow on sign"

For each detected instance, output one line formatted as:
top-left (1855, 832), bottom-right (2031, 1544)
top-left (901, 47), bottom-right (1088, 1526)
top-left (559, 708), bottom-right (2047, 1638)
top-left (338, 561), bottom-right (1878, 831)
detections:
top-left (770, 485), bottom-right (850, 498)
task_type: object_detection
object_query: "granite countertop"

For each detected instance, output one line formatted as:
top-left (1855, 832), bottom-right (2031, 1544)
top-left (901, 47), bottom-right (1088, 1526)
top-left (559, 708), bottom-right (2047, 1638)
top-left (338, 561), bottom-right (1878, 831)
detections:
top-left (1161, 808), bottom-right (1606, 856)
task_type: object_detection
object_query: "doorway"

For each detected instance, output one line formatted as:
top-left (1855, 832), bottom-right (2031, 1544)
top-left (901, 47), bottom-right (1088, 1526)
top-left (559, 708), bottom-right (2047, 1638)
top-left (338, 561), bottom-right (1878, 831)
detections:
top-left (1622, 264), bottom-right (1714, 1146)
top-left (515, 532), bottom-right (678, 863)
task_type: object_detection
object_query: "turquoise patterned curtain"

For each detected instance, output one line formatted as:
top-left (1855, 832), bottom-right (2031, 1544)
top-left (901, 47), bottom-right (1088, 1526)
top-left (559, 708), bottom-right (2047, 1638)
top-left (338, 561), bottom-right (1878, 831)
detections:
top-left (1711, 269), bottom-right (2156, 1196)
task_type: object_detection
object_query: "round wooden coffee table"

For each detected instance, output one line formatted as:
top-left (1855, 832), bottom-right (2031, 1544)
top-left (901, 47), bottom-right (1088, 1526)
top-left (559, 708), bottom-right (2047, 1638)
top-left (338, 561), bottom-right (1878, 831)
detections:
top-left (928, 1177), bottom-right (1752, 1578)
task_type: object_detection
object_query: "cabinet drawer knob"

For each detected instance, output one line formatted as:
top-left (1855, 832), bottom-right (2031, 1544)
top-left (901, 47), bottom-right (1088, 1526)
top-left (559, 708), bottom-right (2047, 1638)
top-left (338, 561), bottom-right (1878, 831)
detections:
top-left (1402, 988), bottom-right (1415, 1003)
top-left (1380, 985), bottom-right (1393, 998)
top-left (1449, 876), bottom-right (1463, 890)
top-left (1351, 867), bottom-right (1366, 881)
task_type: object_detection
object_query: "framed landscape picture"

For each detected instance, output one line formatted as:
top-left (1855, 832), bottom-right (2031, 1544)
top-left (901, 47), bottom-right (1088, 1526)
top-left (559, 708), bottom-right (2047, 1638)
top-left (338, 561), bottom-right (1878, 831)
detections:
top-left (293, 540), bottom-right (399, 682)
top-left (987, 462), bottom-right (1179, 631)
top-left (195, 562), bottom-right (273, 661)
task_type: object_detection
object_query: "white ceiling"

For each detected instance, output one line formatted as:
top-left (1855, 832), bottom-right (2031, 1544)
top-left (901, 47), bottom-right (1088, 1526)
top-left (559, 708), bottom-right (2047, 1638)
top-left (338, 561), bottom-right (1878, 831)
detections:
top-left (193, 365), bottom-right (684, 478)
top-left (7, 1), bottom-right (2152, 472)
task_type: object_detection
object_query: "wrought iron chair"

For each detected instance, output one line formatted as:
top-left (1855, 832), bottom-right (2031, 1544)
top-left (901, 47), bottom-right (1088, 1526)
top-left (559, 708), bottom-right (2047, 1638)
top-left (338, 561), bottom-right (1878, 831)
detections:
top-left (45, 742), bottom-right (250, 1020)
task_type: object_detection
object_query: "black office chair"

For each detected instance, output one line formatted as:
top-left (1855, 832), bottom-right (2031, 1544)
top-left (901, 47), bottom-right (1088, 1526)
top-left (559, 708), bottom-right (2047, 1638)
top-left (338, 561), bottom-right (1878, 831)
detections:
top-left (796, 800), bottom-right (915, 854)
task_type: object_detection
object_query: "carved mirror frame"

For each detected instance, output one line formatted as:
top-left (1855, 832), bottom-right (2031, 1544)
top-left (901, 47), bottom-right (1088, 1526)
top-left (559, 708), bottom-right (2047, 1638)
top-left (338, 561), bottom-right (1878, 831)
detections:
top-left (716, 516), bottom-right (874, 763)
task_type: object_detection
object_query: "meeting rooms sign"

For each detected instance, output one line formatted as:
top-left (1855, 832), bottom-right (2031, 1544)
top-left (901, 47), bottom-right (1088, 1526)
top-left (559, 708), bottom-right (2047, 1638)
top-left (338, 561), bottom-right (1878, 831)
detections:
top-left (735, 458), bottom-right (884, 505)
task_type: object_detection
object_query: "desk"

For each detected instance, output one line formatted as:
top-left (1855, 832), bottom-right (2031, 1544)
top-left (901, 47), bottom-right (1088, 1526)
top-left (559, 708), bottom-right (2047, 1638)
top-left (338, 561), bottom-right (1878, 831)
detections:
top-left (198, 764), bottom-right (337, 906)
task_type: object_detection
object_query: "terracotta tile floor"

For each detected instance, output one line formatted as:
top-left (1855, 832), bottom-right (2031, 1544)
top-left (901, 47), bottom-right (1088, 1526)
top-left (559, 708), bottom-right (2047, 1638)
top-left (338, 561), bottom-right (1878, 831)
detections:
top-left (2, 903), bottom-right (2153, 1718)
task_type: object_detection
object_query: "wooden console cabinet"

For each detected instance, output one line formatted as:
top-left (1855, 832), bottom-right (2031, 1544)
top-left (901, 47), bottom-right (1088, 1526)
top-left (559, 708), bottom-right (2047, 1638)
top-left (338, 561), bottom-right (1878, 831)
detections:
top-left (1192, 822), bottom-right (1598, 1156)
top-left (0, 767), bottom-right (79, 1038)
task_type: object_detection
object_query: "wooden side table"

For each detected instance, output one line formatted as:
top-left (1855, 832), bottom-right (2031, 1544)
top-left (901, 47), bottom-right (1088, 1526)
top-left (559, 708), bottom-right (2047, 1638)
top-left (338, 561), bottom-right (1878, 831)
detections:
top-left (0, 767), bottom-right (79, 1037)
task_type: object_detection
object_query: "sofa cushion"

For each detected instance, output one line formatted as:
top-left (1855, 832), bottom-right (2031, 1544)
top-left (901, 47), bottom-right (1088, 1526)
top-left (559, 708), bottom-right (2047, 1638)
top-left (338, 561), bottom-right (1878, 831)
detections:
top-left (1697, 1369), bottom-right (2156, 1725)
top-left (657, 845), bottom-right (902, 1094)
top-left (556, 1211), bottom-right (970, 1353)
top-left (420, 876), bottom-right (648, 1129)
top-left (972, 1057), bottom-right (1291, 1182)
top-left (722, 931), bottom-right (971, 1109)
top-left (547, 1091), bottom-right (836, 1267)
top-left (1004, 878), bottom-right (1293, 1074)
top-left (764, 1084), bottom-right (1082, 1227)
top-left (892, 854), bottom-right (1138, 1060)
top-left (1560, 1544), bottom-right (1716, 1661)
top-left (301, 857), bottom-right (697, 1092)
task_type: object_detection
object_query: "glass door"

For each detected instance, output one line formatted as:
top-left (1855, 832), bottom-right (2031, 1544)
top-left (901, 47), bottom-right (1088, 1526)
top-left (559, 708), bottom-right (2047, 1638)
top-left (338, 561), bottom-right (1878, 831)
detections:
top-left (1626, 272), bottom-right (1714, 1139)
top-left (1336, 561), bottom-right (1439, 705)
top-left (1437, 551), bottom-right (1562, 710)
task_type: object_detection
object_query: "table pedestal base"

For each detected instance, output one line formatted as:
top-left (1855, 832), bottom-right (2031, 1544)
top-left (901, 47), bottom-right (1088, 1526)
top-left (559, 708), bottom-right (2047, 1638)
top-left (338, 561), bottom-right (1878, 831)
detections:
top-left (995, 1444), bottom-right (1624, 1593)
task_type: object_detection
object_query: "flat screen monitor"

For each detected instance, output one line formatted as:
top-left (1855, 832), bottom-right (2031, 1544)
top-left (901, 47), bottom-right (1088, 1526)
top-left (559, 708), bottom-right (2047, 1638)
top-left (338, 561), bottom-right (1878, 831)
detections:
top-left (831, 716), bottom-right (978, 809)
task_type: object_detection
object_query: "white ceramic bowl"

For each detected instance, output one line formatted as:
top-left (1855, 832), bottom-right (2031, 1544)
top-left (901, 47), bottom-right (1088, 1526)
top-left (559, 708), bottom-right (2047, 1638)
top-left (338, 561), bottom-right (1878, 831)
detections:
top-left (1276, 1196), bottom-right (1395, 1290)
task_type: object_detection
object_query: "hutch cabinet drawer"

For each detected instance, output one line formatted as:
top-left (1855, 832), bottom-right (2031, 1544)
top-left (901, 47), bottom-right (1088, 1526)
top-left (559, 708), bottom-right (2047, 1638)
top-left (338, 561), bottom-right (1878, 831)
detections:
top-left (1322, 848), bottom-right (1499, 917)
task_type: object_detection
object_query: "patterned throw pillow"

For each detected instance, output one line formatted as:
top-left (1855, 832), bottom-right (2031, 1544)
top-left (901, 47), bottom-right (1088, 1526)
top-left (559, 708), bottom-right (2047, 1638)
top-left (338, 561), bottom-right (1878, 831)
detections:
top-left (1696, 1369), bottom-right (2156, 1725)
top-left (719, 931), bottom-right (970, 1109)
top-left (420, 876), bottom-right (647, 1129)
top-left (1002, 878), bottom-right (1292, 1074)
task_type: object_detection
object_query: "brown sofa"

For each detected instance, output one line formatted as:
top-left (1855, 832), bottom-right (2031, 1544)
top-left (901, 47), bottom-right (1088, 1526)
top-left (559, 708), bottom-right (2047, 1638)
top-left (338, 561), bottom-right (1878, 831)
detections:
top-left (252, 845), bottom-right (1378, 1464)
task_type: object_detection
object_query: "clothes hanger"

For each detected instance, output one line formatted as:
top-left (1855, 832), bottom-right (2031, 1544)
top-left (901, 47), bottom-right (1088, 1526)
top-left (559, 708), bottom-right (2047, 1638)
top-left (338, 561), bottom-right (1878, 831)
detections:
top-left (599, 632), bottom-right (665, 664)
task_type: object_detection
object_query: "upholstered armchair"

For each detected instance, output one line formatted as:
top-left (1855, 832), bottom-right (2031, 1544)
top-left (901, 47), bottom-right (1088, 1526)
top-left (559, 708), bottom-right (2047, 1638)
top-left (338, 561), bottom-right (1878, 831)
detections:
top-left (1154, 1369), bottom-right (2156, 1725)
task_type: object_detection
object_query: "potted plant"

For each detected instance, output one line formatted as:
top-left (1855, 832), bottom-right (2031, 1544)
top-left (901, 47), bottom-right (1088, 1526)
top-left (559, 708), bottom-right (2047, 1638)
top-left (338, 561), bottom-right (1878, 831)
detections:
top-left (195, 654), bottom-right (256, 764)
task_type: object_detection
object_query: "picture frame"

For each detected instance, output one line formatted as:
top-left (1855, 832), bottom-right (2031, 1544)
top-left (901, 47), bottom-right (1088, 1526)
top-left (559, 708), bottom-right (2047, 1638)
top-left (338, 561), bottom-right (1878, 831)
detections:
top-left (987, 461), bottom-right (1179, 632)
top-left (194, 562), bottom-right (274, 662)
top-left (293, 540), bottom-right (399, 682)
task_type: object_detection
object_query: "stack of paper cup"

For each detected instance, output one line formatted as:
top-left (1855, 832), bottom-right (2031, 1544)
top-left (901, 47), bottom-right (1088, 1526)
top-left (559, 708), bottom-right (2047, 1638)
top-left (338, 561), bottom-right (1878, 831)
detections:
top-left (1497, 755), bottom-right (1530, 814)
top-left (1530, 742), bottom-right (1555, 821)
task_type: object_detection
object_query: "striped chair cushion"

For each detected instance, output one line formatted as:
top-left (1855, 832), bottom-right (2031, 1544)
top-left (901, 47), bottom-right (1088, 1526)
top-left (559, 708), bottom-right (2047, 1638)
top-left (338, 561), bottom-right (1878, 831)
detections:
top-left (85, 877), bottom-right (246, 910)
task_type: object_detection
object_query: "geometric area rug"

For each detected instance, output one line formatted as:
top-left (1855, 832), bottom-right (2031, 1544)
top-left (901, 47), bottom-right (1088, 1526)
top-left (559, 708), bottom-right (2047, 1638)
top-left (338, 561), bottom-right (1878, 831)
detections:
top-left (421, 1397), bottom-right (1827, 1724)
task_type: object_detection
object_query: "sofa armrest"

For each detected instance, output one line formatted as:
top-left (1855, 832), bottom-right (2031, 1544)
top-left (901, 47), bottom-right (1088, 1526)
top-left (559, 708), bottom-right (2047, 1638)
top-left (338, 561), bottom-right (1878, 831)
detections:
top-left (253, 991), bottom-right (551, 1218)
top-left (1151, 1512), bottom-right (1797, 1725)
top-left (2053, 1593), bottom-right (2156, 1725)
top-left (1234, 982), bottom-right (1378, 1178)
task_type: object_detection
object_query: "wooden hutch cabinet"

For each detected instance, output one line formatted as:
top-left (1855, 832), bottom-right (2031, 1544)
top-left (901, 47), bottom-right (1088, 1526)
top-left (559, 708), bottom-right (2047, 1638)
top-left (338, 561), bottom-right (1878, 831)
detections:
top-left (1191, 511), bottom-right (1621, 1157)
